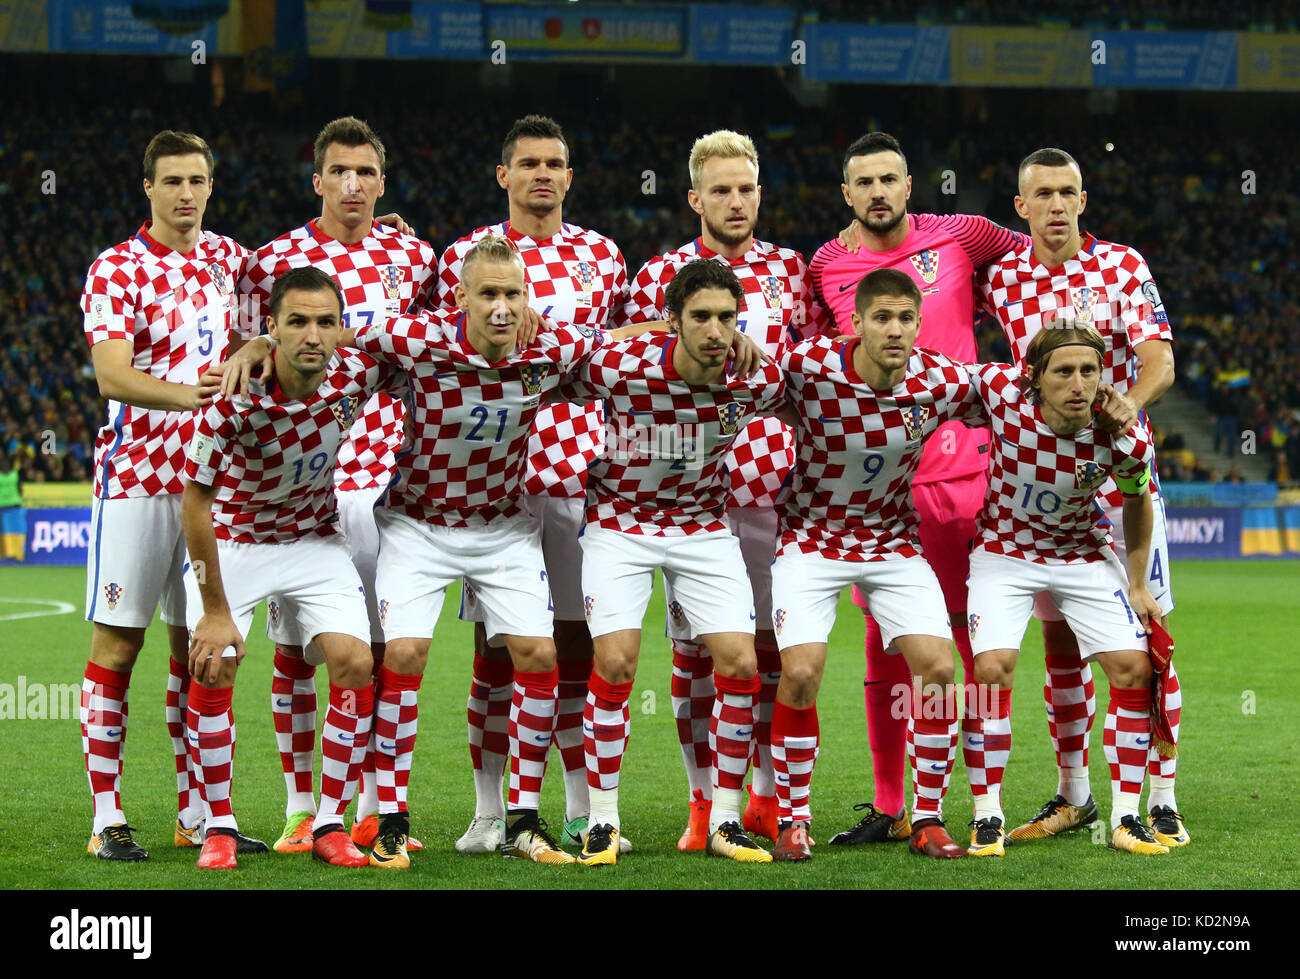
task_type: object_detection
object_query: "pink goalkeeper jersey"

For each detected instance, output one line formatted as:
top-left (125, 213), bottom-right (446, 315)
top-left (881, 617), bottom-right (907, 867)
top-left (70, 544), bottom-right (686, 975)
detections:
top-left (807, 213), bottom-right (1025, 484)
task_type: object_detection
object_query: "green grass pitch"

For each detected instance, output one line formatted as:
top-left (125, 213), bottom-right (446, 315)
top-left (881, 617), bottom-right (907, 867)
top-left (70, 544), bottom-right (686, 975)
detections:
top-left (0, 561), bottom-right (1295, 890)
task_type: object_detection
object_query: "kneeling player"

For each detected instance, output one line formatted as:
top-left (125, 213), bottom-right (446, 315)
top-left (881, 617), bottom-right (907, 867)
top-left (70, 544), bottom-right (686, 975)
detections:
top-left (566, 260), bottom-right (785, 866)
top-left (769, 269), bottom-right (987, 861)
top-left (962, 323), bottom-right (1168, 856)
top-left (182, 268), bottom-right (393, 869)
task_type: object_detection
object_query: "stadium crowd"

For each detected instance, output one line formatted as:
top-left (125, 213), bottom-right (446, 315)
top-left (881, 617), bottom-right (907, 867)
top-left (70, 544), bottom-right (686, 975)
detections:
top-left (0, 77), bottom-right (1296, 484)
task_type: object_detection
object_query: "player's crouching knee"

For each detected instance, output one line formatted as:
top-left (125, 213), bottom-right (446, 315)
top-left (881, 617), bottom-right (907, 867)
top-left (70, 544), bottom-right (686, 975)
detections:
top-left (324, 641), bottom-right (374, 689)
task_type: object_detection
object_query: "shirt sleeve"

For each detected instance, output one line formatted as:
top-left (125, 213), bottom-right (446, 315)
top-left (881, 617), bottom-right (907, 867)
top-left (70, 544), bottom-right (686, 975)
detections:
top-left (618, 258), bottom-right (668, 326)
top-left (752, 363), bottom-right (787, 415)
top-left (236, 246), bottom-right (275, 338)
top-left (604, 247), bottom-right (632, 328)
top-left (185, 399), bottom-right (238, 487)
top-left (351, 313), bottom-right (432, 370)
top-left (1118, 247), bottom-right (1174, 348)
top-left (411, 241), bottom-right (440, 311)
top-left (967, 361), bottom-right (1019, 414)
top-left (934, 353), bottom-right (989, 428)
top-left (82, 255), bottom-right (135, 347)
top-left (434, 242), bottom-right (464, 309)
top-left (556, 344), bottom-right (617, 405)
top-left (941, 214), bottom-right (1026, 266)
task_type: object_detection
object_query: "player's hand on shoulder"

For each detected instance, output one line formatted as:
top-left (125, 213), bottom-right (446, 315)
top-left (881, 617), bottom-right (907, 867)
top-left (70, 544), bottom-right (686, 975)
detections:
top-left (218, 336), bottom-right (275, 400)
top-left (375, 212), bottom-right (413, 236)
top-left (517, 306), bottom-right (544, 349)
top-left (838, 220), bottom-right (863, 253)
top-left (184, 375), bottom-right (222, 412)
top-left (1093, 384), bottom-right (1138, 434)
top-left (728, 333), bottom-right (769, 379)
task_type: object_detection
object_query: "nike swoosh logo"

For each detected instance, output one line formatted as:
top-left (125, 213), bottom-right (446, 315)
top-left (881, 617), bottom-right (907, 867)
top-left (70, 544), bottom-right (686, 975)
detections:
top-left (749, 612), bottom-right (757, 621)
top-left (582, 724), bottom-right (595, 735)
top-left (734, 729), bottom-right (752, 737)
top-left (275, 698), bottom-right (293, 708)
top-left (966, 738), bottom-right (984, 746)
top-left (336, 733), bottom-right (358, 742)
top-left (816, 414), bottom-right (841, 425)
top-left (1136, 737), bottom-right (1150, 745)
top-left (1001, 298), bottom-right (1019, 307)
top-left (533, 734), bottom-right (550, 743)
top-left (105, 729), bottom-right (123, 738)
top-left (838, 282), bottom-right (856, 292)
top-left (195, 734), bottom-right (226, 745)
top-left (379, 741), bottom-right (397, 751)
top-left (929, 763), bottom-right (947, 771)
top-left (776, 774), bottom-right (790, 783)
top-left (254, 439), bottom-right (278, 449)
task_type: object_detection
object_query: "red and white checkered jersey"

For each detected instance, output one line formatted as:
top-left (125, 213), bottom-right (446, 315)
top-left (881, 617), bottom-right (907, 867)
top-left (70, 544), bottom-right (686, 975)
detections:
top-left (240, 219), bottom-right (437, 492)
top-left (969, 362), bottom-right (1154, 565)
top-left (808, 214), bottom-right (1025, 486)
top-left (437, 221), bottom-right (628, 498)
top-left (561, 336), bottom-right (786, 537)
top-left (620, 237), bottom-right (812, 508)
top-left (976, 232), bottom-right (1173, 509)
top-left (353, 307), bottom-right (605, 528)
top-left (83, 223), bottom-right (251, 500)
top-left (185, 350), bottom-right (395, 544)
top-left (779, 339), bottom-right (985, 562)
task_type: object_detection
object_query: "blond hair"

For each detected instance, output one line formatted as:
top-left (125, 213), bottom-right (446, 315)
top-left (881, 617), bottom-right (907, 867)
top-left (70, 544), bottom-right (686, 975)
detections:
top-left (462, 234), bottom-right (526, 280)
top-left (688, 130), bottom-right (759, 189)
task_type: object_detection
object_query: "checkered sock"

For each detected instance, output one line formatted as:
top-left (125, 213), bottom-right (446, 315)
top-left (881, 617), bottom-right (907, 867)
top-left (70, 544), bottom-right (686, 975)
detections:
top-left (353, 658), bottom-right (383, 823)
top-left (165, 656), bottom-right (202, 827)
top-left (670, 638), bottom-right (714, 800)
top-left (271, 648), bottom-right (317, 817)
top-left (952, 626), bottom-right (984, 802)
top-left (315, 684), bottom-right (374, 833)
top-left (1104, 686), bottom-right (1151, 827)
top-left (584, 672), bottom-right (633, 795)
top-left (1043, 650), bottom-right (1096, 805)
top-left (966, 685), bottom-right (1012, 823)
top-left (509, 668), bottom-right (558, 811)
top-left (750, 641), bottom-right (781, 798)
top-left (1147, 660), bottom-right (1181, 807)
top-left (187, 683), bottom-right (237, 833)
top-left (909, 689), bottom-right (959, 821)
top-left (863, 615), bottom-right (910, 816)
top-left (710, 673), bottom-right (759, 809)
top-left (467, 652), bottom-right (512, 819)
top-left (556, 656), bottom-right (592, 821)
top-left (374, 665), bottom-right (421, 815)
top-left (81, 661), bottom-right (130, 836)
top-left (771, 700), bottom-right (819, 824)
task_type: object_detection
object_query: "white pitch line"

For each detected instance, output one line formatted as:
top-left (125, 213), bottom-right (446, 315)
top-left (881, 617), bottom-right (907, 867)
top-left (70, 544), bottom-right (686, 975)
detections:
top-left (0, 597), bottom-right (77, 622)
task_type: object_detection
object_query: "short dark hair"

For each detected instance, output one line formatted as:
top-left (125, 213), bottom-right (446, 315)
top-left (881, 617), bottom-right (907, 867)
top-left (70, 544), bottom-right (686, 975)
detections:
top-left (268, 267), bottom-right (344, 324)
top-left (664, 260), bottom-right (743, 320)
top-left (854, 268), bottom-right (922, 316)
top-left (843, 131), bottom-right (907, 184)
top-left (1017, 147), bottom-right (1082, 187)
top-left (143, 130), bottom-right (214, 183)
top-left (501, 115), bottom-right (569, 168)
top-left (314, 116), bottom-right (387, 175)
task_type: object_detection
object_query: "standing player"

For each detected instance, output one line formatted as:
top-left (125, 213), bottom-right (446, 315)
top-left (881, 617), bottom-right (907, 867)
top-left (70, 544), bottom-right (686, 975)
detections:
top-left (435, 115), bottom-right (629, 853)
top-left (808, 132), bottom-right (1024, 845)
top-left (618, 130), bottom-right (812, 848)
top-left (962, 324), bottom-right (1170, 856)
top-left (182, 267), bottom-right (394, 869)
top-left (351, 235), bottom-right (609, 868)
top-left (238, 116), bottom-right (437, 854)
top-left (568, 260), bottom-right (786, 867)
top-left (770, 269), bottom-right (988, 861)
top-left (976, 147), bottom-right (1185, 847)
top-left (80, 130), bottom-right (261, 860)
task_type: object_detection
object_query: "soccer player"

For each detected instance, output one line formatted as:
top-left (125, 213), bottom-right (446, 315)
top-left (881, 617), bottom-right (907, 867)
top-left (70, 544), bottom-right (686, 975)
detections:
top-left (349, 234), bottom-right (614, 868)
top-left (80, 130), bottom-right (262, 860)
top-left (977, 147), bottom-right (1185, 847)
top-left (182, 267), bottom-right (395, 869)
top-left (807, 132), bottom-right (1024, 845)
top-left (238, 116), bottom-right (437, 854)
top-left (962, 324), bottom-right (1170, 856)
top-left (567, 259), bottom-right (786, 867)
top-left (618, 130), bottom-right (812, 849)
top-left (435, 115), bottom-right (629, 854)
top-left (769, 269), bottom-right (986, 861)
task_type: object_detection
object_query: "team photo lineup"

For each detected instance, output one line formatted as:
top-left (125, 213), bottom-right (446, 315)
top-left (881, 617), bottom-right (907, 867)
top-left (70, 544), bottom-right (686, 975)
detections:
top-left (76, 109), bottom-right (1191, 875)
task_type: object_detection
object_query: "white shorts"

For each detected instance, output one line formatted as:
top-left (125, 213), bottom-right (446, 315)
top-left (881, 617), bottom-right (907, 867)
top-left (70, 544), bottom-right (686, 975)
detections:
top-left (459, 495), bottom-right (586, 625)
top-left (86, 494), bottom-right (187, 628)
top-left (1035, 493), bottom-right (1174, 622)
top-left (770, 550), bottom-right (952, 651)
top-left (183, 535), bottom-right (370, 649)
top-left (580, 524), bottom-right (755, 640)
top-left (267, 485), bottom-right (385, 647)
top-left (375, 509), bottom-right (553, 643)
top-left (665, 506), bottom-right (778, 641)
top-left (968, 550), bottom-right (1150, 659)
